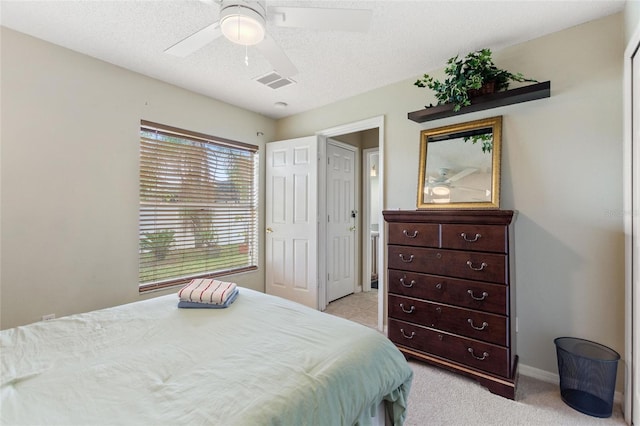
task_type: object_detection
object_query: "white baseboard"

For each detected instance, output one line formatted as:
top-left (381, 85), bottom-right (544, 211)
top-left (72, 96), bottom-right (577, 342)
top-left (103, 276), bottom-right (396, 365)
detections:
top-left (519, 363), bottom-right (623, 405)
top-left (519, 363), bottom-right (558, 384)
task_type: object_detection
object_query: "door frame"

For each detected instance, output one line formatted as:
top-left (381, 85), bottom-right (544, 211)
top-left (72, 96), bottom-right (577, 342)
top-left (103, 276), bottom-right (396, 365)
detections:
top-left (316, 116), bottom-right (385, 331)
top-left (623, 22), bottom-right (640, 426)
top-left (326, 138), bottom-right (360, 302)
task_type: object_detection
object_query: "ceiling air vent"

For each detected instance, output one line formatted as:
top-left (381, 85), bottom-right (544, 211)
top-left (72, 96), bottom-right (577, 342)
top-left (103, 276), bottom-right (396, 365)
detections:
top-left (255, 71), bottom-right (296, 89)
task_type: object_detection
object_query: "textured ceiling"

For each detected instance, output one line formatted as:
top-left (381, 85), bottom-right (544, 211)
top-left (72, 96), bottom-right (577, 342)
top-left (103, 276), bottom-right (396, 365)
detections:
top-left (0, 0), bottom-right (625, 119)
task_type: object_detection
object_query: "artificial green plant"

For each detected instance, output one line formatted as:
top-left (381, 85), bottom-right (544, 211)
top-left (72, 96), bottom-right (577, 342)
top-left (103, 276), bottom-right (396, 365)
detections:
top-left (414, 48), bottom-right (537, 111)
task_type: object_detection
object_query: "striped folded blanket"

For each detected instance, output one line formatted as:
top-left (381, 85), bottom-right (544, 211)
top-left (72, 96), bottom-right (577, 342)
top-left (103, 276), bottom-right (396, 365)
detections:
top-left (178, 288), bottom-right (239, 309)
top-left (178, 279), bottom-right (237, 305)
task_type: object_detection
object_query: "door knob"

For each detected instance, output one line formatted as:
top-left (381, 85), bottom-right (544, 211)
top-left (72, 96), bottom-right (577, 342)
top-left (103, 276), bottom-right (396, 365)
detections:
top-left (349, 226), bottom-right (356, 232)
top-left (266, 227), bottom-right (273, 233)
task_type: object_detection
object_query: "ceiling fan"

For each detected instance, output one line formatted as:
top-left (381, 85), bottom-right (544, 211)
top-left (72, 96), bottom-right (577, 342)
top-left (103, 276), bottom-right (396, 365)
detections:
top-left (428, 168), bottom-right (478, 186)
top-left (426, 167), bottom-right (490, 200)
top-left (164, 0), bottom-right (373, 78)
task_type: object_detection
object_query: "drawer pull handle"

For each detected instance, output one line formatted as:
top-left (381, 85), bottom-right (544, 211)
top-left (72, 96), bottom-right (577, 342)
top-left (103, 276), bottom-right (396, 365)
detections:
top-left (466, 260), bottom-right (488, 271)
top-left (461, 232), bottom-right (482, 242)
top-left (403, 230), bottom-right (418, 238)
top-left (400, 328), bottom-right (415, 339)
top-left (399, 254), bottom-right (414, 263)
top-left (435, 282), bottom-right (443, 290)
top-left (467, 290), bottom-right (489, 301)
top-left (467, 319), bottom-right (489, 331)
top-left (399, 303), bottom-right (415, 314)
top-left (468, 348), bottom-right (489, 361)
top-left (400, 278), bottom-right (415, 288)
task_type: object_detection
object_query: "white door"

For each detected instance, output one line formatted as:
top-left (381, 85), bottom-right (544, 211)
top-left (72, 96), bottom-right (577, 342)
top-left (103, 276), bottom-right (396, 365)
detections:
top-left (326, 140), bottom-right (357, 302)
top-left (265, 137), bottom-right (318, 309)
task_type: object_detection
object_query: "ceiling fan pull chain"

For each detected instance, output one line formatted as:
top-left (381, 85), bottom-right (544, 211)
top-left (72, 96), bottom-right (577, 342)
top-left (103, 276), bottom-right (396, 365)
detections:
top-left (236, 4), bottom-right (241, 42)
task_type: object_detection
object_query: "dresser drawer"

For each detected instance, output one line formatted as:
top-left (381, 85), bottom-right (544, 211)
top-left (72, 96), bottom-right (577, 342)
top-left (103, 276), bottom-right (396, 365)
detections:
top-left (388, 270), bottom-right (508, 315)
top-left (387, 223), bottom-right (439, 247)
top-left (388, 246), bottom-right (508, 284)
top-left (442, 224), bottom-right (507, 253)
top-left (388, 294), bottom-right (507, 345)
top-left (388, 318), bottom-right (510, 377)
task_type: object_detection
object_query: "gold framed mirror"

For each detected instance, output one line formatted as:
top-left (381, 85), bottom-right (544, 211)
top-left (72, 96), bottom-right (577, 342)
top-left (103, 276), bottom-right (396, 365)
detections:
top-left (417, 116), bottom-right (502, 209)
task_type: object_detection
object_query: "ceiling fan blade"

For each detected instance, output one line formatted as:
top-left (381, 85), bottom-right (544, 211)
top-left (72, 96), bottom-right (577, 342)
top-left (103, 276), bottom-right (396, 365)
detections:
top-left (268, 7), bottom-right (372, 32)
top-left (455, 186), bottom-right (492, 197)
top-left (255, 34), bottom-right (298, 78)
top-left (446, 168), bottom-right (478, 183)
top-left (165, 22), bottom-right (222, 57)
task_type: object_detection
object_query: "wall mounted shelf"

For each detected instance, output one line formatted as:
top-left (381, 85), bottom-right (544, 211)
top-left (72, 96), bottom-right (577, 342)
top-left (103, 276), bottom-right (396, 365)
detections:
top-left (408, 81), bottom-right (551, 123)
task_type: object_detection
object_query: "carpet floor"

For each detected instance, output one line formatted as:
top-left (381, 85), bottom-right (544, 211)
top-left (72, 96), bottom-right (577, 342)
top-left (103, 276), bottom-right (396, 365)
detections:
top-left (405, 360), bottom-right (625, 425)
top-left (324, 290), bottom-right (378, 329)
top-left (324, 291), bottom-right (627, 425)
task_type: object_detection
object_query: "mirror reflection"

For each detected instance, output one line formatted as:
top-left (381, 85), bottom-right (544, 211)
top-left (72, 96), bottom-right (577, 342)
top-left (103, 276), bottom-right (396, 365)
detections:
top-left (417, 116), bottom-right (502, 209)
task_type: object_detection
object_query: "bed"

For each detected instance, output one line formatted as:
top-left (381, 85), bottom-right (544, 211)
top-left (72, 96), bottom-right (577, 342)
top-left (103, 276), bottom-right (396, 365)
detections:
top-left (0, 288), bottom-right (413, 425)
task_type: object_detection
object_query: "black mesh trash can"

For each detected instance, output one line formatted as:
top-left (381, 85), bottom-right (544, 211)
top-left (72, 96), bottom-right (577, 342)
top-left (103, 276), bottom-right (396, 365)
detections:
top-left (554, 337), bottom-right (620, 418)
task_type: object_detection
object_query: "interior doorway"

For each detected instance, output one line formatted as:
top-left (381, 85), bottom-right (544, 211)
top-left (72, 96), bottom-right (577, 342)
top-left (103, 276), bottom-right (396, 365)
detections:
top-left (363, 148), bottom-right (380, 293)
top-left (317, 117), bottom-right (384, 331)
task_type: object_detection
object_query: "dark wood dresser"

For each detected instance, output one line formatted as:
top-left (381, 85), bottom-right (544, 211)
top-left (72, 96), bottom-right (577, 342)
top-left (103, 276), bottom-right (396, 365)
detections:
top-left (383, 209), bottom-right (517, 399)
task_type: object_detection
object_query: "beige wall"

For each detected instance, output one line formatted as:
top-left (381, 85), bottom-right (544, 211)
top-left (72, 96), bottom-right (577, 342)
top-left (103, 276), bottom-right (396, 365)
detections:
top-left (276, 14), bottom-right (625, 380)
top-left (0, 28), bottom-right (276, 329)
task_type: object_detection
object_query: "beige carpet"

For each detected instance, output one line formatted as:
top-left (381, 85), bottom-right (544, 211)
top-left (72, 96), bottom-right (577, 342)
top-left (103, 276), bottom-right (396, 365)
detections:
top-left (325, 291), bottom-right (626, 425)
top-left (405, 360), bottom-right (625, 425)
top-left (324, 290), bottom-right (378, 329)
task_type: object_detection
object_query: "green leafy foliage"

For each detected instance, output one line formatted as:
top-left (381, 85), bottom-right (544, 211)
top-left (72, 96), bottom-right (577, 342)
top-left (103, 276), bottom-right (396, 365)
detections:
top-left (414, 48), bottom-right (537, 112)
top-left (463, 133), bottom-right (493, 153)
top-left (140, 230), bottom-right (175, 260)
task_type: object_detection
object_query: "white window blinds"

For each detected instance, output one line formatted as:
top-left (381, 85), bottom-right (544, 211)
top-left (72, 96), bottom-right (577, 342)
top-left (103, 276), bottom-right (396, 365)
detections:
top-left (139, 120), bottom-right (258, 292)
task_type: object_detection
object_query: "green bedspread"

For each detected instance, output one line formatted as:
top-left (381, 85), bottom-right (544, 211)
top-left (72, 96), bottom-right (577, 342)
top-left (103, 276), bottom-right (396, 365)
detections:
top-left (1, 288), bottom-right (412, 425)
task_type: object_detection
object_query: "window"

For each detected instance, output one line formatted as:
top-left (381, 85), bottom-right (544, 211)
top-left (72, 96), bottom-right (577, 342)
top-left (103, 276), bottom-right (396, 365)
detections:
top-left (139, 121), bottom-right (258, 292)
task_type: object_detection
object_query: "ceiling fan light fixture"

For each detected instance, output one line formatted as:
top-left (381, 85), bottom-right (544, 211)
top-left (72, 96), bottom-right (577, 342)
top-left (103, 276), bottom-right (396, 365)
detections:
top-left (431, 185), bottom-right (451, 204)
top-left (432, 186), bottom-right (451, 197)
top-left (220, 3), bottom-right (266, 46)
